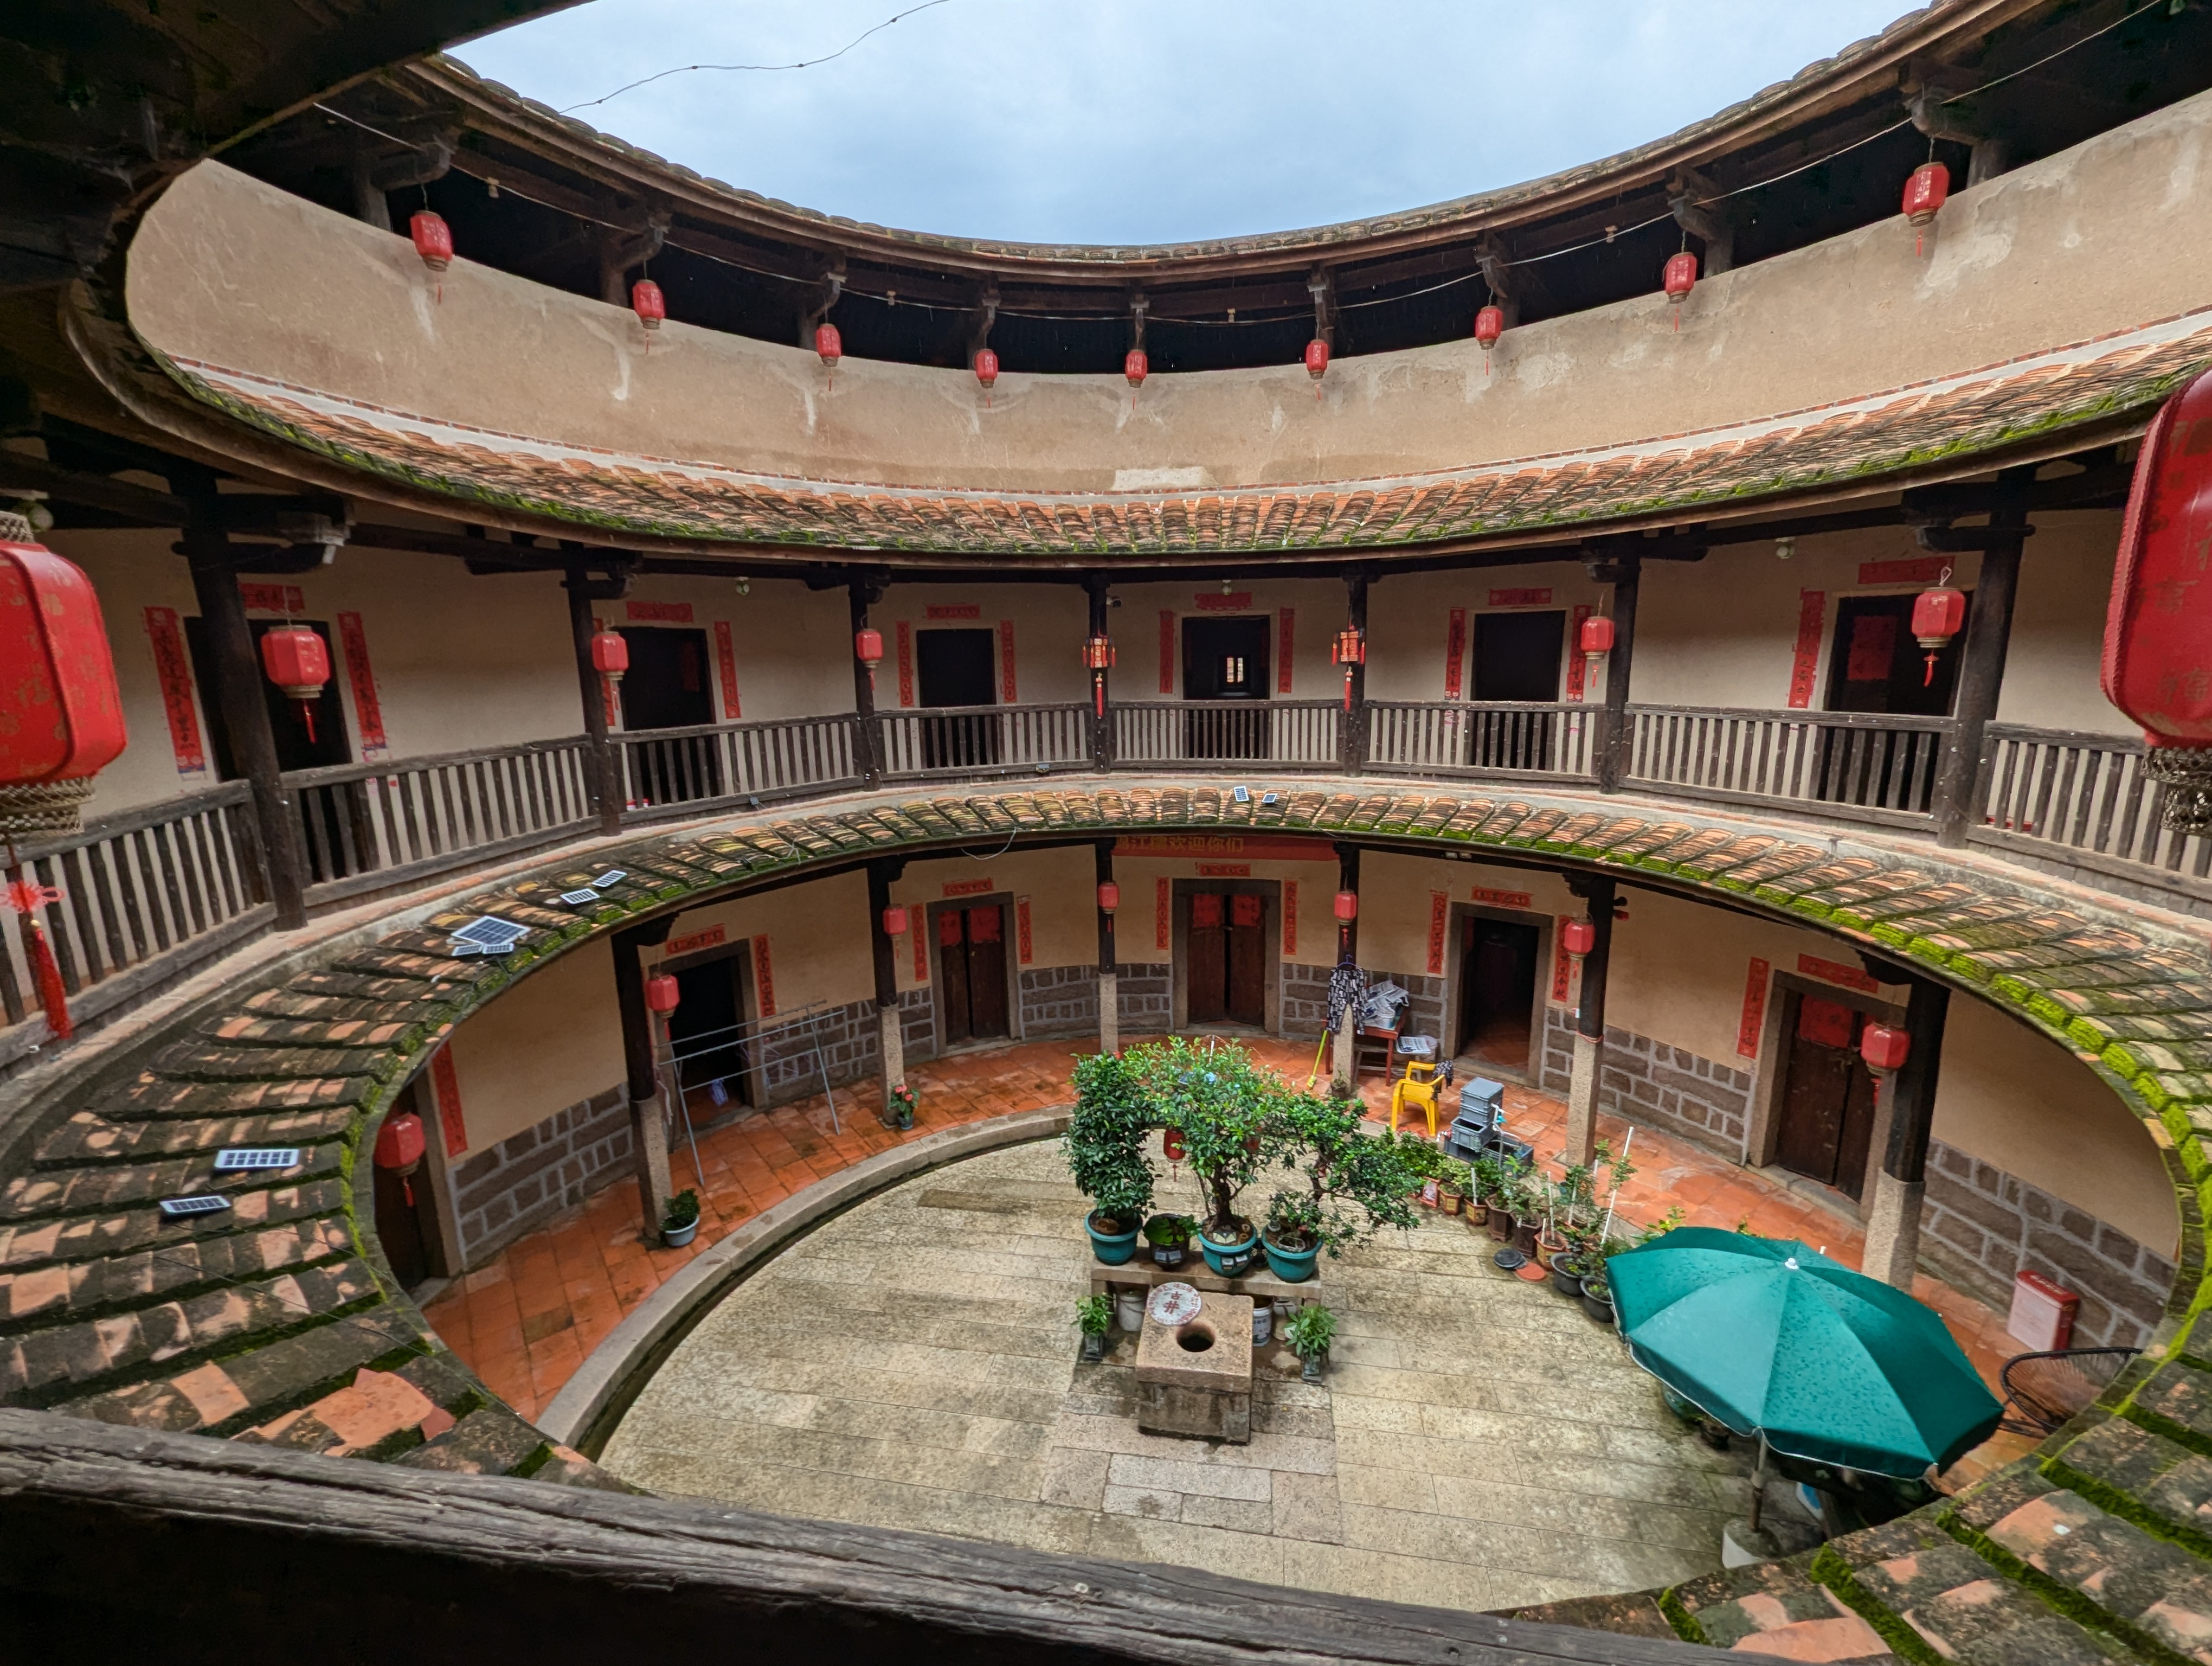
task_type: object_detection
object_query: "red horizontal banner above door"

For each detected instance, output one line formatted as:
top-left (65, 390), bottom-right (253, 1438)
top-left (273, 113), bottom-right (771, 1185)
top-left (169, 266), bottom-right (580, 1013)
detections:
top-left (1115, 835), bottom-right (1336, 861)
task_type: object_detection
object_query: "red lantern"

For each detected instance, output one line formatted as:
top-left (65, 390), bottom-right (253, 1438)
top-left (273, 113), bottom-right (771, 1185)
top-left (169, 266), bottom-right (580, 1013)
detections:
top-left (591, 630), bottom-right (629, 683)
top-left (974, 347), bottom-right (999, 394)
top-left (1663, 251), bottom-right (1697, 329)
top-left (0, 534), bottom-right (127, 836)
top-left (373, 1110), bottom-right (426, 1177)
top-left (1083, 632), bottom-right (1115, 717)
top-left (1860, 1023), bottom-right (1911, 1077)
top-left (1902, 161), bottom-right (1950, 256)
top-left (1162, 1127), bottom-right (1186, 1162)
top-left (815, 322), bottom-right (843, 367)
top-left (261, 625), bottom-right (330, 743)
top-left (410, 210), bottom-right (452, 273)
top-left (2105, 367), bottom-right (2212, 830)
top-left (1330, 625), bottom-right (1366, 712)
top-left (881, 904), bottom-right (909, 938)
top-left (1097, 881), bottom-right (1120, 915)
top-left (855, 629), bottom-right (884, 670)
top-left (1579, 614), bottom-right (1616, 663)
top-left (1911, 584), bottom-right (1967, 685)
top-left (645, 973), bottom-right (681, 1016)
top-left (1124, 348), bottom-right (1148, 389)
top-left (632, 279), bottom-right (666, 331)
top-left (1562, 919), bottom-right (1596, 959)
top-left (1474, 304), bottom-right (1504, 376)
top-left (1304, 338), bottom-right (1330, 380)
top-left (1333, 890), bottom-right (1358, 924)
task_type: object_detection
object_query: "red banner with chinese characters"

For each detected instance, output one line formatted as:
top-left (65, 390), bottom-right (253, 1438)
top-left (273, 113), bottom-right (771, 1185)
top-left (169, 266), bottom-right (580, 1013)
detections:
top-left (1737, 957), bottom-right (1771, 1058)
top-left (912, 917), bottom-right (929, 982)
top-left (1196, 863), bottom-right (1251, 877)
top-left (1859, 556), bottom-right (1950, 586)
top-left (143, 606), bottom-right (205, 774)
top-left (896, 620), bottom-right (915, 708)
top-left (1195, 593), bottom-right (1252, 612)
top-left (431, 1046), bottom-right (468, 1157)
top-left (1426, 892), bottom-right (1449, 975)
top-left (1443, 607), bottom-right (1467, 699)
top-left (336, 611), bottom-right (386, 756)
top-left (1551, 918), bottom-right (1574, 1002)
top-left (627, 599), bottom-right (693, 623)
top-left (1798, 952), bottom-right (1878, 993)
top-left (998, 619), bottom-right (1018, 702)
top-left (943, 877), bottom-right (993, 897)
top-left (1015, 896), bottom-right (1033, 964)
top-left (668, 924), bottom-right (726, 957)
top-left (1277, 608), bottom-right (1296, 694)
top-left (594, 616), bottom-right (619, 728)
top-left (926, 603), bottom-right (981, 620)
top-left (1845, 614), bottom-right (1898, 683)
top-left (754, 937), bottom-right (777, 1015)
top-left (1788, 592), bottom-right (1825, 709)
top-left (1114, 835), bottom-right (1335, 860)
top-left (1489, 587), bottom-right (1552, 608)
top-left (237, 583), bottom-right (303, 614)
top-left (1155, 876), bottom-right (1172, 951)
top-left (1472, 887), bottom-right (1532, 909)
top-left (1159, 612), bottom-right (1175, 694)
top-left (1282, 881), bottom-right (1297, 956)
top-left (1566, 603), bottom-right (1593, 703)
top-left (712, 621), bottom-right (741, 719)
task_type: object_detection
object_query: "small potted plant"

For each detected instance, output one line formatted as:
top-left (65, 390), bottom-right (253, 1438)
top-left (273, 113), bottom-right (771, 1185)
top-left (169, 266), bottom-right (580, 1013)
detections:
top-left (1284, 1302), bottom-right (1338, 1385)
top-left (1467, 1154), bottom-right (1501, 1231)
top-left (1261, 1191), bottom-right (1323, 1283)
top-left (1437, 1157), bottom-right (1469, 1217)
top-left (1075, 1294), bottom-right (1113, 1363)
top-left (1580, 1269), bottom-right (1616, 1327)
top-left (661, 1188), bottom-right (702, 1248)
top-left (1143, 1212), bottom-right (1194, 1268)
top-left (888, 1082), bottom-right (917, 1131)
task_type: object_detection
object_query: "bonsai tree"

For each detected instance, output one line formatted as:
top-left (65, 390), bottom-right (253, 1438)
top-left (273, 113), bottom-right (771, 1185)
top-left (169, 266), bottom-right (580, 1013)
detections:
top-left (1066, 1049), bottom-right (1155, 1231)
top-left (1261, 1092), bottom-right (1422, 1255)
top-left (1124, 1037), bottom-right (1271, 1242)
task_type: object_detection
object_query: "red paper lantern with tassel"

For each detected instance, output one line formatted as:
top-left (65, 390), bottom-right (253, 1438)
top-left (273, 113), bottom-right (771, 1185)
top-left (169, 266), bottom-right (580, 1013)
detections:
top-left (1097, 881), bottom-right (1120, 915)
top-left (260, 625), bottom-right (330, 743)
top-left (410, 210), bottom-right (452, 272)
top-left (1663, 251), bottom-right (1697, 329)
top-left (591, 630), bottom-right (629, 682)
top-left (1124, 348), bottom-right (1148, 389)
top-left (631, 279), bottom-right (666, 330)
top-left (881, 904), bottom-right (909, 938)
top-left (645, 973), bottom-right (681, 1016)
top-left (1474, 304), bottom-right (1504, 375)
top-left (816, 322), bottom-right (843, 368)
top-left (1911, 581), bottom-right (1967, 685)
top-left (1902, 161), bottom-right (1950, 256)
top-left (973, 347), bottom-right (999, 395)
top-left (1579, 614), bottom-right (1616, 665)
top-left (1304, 338), bottom-right (1330, 380)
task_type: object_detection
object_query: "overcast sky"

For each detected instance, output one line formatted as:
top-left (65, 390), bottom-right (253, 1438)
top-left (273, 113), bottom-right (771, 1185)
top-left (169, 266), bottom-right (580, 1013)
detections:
top-left (454, 0), bottom-right (1912, 246)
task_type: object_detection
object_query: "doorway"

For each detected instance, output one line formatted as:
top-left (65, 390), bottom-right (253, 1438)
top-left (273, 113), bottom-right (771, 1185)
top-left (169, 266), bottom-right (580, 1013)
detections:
top-left (668, 950), bottom-right (752, 1112)
top-left (936, 901), bottom-right (1011, 1046)
top-left (1187, 890), bottom-right (1267, 1027)
top-left (1180, 616), bottom-right (1271, 759)
top-left (1456, 913), bottom-right (1540, 1074)
top-left (915, 627), bottom-right (999, 768)
top-left (618, 626), bottom-right (722, 804)
top-left (187, 616), bottom-right (356, 876)
top-left (1816, 592), bottom-right (1971, 813)
top-left (1773, 991), bottom-right (1880, 1199)
top-left (371, 1130), bottom-right (438, 1291)
top-left (1470, 611), bottom-right (1565, 771)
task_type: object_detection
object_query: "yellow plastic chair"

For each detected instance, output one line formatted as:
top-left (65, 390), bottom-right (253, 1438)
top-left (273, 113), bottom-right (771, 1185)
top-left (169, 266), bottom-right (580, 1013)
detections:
top-left (1390, 1058), bottom-right (1444, 1138)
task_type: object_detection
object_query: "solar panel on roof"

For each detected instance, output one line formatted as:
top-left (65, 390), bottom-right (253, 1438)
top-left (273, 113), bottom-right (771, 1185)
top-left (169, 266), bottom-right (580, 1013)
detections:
top-left (158, 1195), bottom-right (233, 1218)
top-left (213, 1148), bottom-right (301, 1172)
top-left (590, 870), bottom-right (627, 888)
top-left (448, 915), bottom-right (529, 955)
top-left (558, 889), bottom-right (600, 906)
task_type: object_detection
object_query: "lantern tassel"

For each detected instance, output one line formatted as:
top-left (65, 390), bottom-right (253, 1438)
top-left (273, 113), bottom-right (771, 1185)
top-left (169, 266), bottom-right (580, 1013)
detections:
top-left (299, 700), bottom-right (318, 744)
top-left (27, 919), bottom-right (69, 1042)
top-left (1925, 652), bottom-right (1938, 687)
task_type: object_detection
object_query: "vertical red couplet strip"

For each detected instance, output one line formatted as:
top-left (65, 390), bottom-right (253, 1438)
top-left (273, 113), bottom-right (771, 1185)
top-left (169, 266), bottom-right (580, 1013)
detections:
top-left (1737, 957), bottom-right (1771, 1058)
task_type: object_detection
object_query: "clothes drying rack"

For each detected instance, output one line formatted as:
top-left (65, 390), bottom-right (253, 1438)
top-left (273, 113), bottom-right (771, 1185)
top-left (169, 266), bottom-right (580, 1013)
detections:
top-left (655, 1001), bottom-right (846, 1187)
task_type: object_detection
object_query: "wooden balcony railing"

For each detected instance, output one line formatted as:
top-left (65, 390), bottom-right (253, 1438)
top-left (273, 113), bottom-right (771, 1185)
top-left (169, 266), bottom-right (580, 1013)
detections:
top-left (1625, 704), bottom-right (1953, 828)
top-left (880, 703), bottom-right (1091, 781)
top-left (618, 714), bottom-right (863, 823)
top-left (1973, 723), bottom-right (2212, 905)
top-left (1, 783), bottom-right (272, 1074)
top-left (1112, 700), bottom-right (1342, 768)
top-left (1366, 701), bottom-right (1598, 783)
top-left (285, 738), bottom-right (596, 908)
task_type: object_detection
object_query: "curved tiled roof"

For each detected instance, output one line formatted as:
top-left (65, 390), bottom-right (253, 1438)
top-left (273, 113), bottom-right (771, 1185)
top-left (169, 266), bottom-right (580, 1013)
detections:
top-left (4, 776), bottom-right (2212, 1658)
top-left (159, 311), bottom-right (2212, 560)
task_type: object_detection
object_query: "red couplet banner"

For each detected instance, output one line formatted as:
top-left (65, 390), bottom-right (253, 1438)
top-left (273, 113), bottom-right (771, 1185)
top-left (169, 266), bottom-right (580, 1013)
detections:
top-left (1159, 612), bottom-right (1176, 694)
top-left (896, 620), bottom-right (915, 708)
top-left (754, 937), bottom-right (777, 1016)
top-left (337, 611), bottom-right (387, 755)
top-left (713, 620), bottom-right (741, 719)
top-left (1444, 607), bottom-right (1467, 700)
top-left (1426, 892), bottom-right (1449, 976)
top-left (1282, 881), bottom-right (1298, 956)
top-left (144, 606), bottom-right (205, 774)
top-left (431, 1047), bottom-right (468, 1157)
top-left (1737, 958), bottom-right (1771, 1058)
top-left (1277, 609), bottom-right (1296, 694)
top-left (1788, 593), bottom-right (1826, 709)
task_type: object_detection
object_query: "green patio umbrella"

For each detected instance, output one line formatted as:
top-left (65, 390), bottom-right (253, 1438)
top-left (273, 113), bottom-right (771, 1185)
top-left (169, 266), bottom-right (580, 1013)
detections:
top-left (1607, 1227), bottom-right (2002, 1478)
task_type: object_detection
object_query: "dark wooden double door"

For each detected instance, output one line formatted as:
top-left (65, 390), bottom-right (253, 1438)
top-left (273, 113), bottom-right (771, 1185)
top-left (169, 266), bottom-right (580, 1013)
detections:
top-left (938, 904), bottom-right (1010, 1046)
top-left (1188, 891), bottom-right (1265, 1027)
top-left (1775, 992), bottom-right (1880, 1199)
top-left (1457, 915), bottom-right (1539, 1071)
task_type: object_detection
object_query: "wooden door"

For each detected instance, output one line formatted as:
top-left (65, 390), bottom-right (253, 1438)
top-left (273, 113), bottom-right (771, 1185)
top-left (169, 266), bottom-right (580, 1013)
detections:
top-left (1226, 893), bottom-right (1265, 1026)
top-left (963, 905), bottom-right (1009, 1039)
top-left (371, 1158), bottom-right (433, 1289)
top-left (1775, 994), bottom-right (1880, 1197)
top-left (938, 907), bottom-right (973, 1043)
top-left (1187, 892), bottom-right (1227, 1022)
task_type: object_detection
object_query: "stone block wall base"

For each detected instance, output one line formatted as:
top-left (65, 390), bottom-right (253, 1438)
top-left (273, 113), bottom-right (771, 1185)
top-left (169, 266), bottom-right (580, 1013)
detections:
top-left (452, 1084), bottom-right (631, 1266)
top-left (1135, 1380), bottom-right (1252, 1444)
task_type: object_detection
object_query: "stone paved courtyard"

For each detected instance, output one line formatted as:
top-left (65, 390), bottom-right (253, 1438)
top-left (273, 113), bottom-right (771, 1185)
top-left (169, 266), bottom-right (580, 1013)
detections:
top-left (601, 1140), bottom-right (1761, 1612)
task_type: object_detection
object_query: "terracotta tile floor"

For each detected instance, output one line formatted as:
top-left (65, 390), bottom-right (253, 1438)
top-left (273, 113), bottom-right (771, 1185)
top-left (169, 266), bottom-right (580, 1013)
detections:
top-left (421, 1034), bottom-right (2037, 1484)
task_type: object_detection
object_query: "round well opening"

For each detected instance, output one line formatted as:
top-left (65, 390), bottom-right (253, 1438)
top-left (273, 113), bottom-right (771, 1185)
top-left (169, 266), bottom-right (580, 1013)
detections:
top-left (1176, 1325), bottom-right (1216, 1353)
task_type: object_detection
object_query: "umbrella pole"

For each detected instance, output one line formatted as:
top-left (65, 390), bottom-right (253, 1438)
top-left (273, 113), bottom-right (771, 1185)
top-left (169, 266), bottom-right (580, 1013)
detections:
top-left (1749, 1434), bottom-right (1767, 1533)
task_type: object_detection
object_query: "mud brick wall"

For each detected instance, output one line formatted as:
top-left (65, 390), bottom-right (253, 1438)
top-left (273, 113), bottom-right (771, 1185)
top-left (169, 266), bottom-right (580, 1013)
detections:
top-left (1538, 1007), bottom-right (1752, 1154)
top-left (453, 1085), bottom-right (630, 1263)
top-left (1922, 1141), bottom-right (2175, 1348)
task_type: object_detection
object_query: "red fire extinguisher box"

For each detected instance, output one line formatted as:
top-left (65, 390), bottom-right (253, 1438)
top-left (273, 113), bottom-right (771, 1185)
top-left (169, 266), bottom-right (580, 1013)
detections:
top-left (2007, 1268), bottom-right (2079, 1353)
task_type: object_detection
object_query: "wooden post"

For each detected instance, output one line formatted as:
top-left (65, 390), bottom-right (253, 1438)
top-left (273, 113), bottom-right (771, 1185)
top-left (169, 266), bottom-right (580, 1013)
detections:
top-left (1085, 574), bottom-right (1114, 772)
top-left (848, 580), bottom-right (882, 789)
top-left (182, 541), bottom-right (308, 928)
top-left (564, 570), bottom-right (623, 837)
top-left (612, 919), bottom-right (676, 1240)
top-left (1342, 573), bottom-right (1370, 774)
top-left (1095, 839), bottom-right (1118, 1054)
top-left (866, 859), bottom-right (906, 1123)
top-left (1564, 877), bottom-right (1616, 1168)
top-left (1597, 554), bottom-right (1641, 793)
top-left (1332, 843), bottom-right (1360, 1097)
top-left (1863, 977), bottom-right (1949, 1290)
top-left (1931, 482), bottom-right (2031, 848)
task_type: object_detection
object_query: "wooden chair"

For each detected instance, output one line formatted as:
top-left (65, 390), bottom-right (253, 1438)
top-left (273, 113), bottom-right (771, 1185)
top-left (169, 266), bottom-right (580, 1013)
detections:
top-left (1353, 1027), bottom-right (1397, 1082)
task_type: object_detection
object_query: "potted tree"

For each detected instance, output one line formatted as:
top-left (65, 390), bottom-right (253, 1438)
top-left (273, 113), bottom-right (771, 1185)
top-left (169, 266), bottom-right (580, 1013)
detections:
top-left (661, 1188), bottom-right (702, 1248)
top-left (1142, 1212), bottom-right (1195, 1268)
top-left (1075, 1294), bottom-right (1113, 1363)
top-left (1127, 1039), bottom-right (1270, 1277)
top-left (1258, 1092), bottom-right (1422, 1281)
top-left (1437, 1157), bottom-right (1470, 1217)
top-left (1482, 1155), bottom-right (1519, 1243)
top-left (1284, 1303), bottom-right (1338, 1385)
top-left (1068, 1050), bottom-right (1154, 1265)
